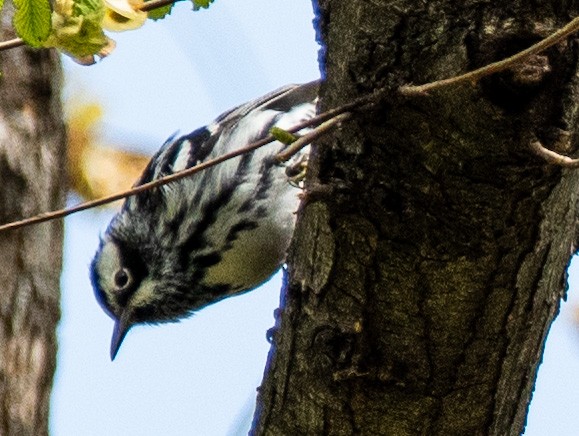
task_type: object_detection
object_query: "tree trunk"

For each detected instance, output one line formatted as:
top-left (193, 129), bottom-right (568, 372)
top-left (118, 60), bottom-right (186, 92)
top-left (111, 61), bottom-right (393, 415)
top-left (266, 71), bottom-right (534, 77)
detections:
top-left (254, 1), bottom-right (579, 434)
top-left (0, 4), bottom-right (66, 434)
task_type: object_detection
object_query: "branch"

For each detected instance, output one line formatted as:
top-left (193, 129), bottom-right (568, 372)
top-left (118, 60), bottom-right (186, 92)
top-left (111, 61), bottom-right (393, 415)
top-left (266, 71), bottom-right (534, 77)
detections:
top-left (529, 139), bottom-right (579, 167)
top-left (400, 16), bottom-right (579, 95)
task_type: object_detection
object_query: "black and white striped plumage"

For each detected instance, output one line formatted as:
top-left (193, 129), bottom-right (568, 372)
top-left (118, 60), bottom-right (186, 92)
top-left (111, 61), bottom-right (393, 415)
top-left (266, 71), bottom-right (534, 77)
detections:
top-left (90, 81), bottom-right (319, 359)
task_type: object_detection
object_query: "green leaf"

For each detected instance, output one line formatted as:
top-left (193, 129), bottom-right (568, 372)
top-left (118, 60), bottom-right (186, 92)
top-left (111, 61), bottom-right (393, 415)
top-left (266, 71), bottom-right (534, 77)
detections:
top-left (13, 0), bottom-right (52, 47)
top-left (147, 2), bottom-right (173, 20)
top-left (48, 18), bottom-right (109, 58)
top-left (192, 0), bottom-right (215, 11)
top-left (270, 127), bottom-right (298, 145)
top-left (43, 0), bottom-right (109, 61)
top-left (72, 0), bottom-right (104, 17)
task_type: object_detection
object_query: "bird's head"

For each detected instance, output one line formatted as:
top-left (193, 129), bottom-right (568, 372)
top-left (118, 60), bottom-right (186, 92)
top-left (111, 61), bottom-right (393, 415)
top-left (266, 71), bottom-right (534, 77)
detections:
top-left (90, 235), bottom-right (195, 360)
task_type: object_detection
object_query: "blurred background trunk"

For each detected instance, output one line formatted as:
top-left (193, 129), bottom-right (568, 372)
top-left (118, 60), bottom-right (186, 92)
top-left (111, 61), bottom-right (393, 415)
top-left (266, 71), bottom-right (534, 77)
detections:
top-left (0, 3), bottom-right (66, 434)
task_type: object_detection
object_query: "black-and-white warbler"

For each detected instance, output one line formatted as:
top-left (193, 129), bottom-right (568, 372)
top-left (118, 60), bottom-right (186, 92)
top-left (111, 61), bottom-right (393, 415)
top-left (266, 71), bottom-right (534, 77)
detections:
top-left (90, 81), bottom-right (319, 359)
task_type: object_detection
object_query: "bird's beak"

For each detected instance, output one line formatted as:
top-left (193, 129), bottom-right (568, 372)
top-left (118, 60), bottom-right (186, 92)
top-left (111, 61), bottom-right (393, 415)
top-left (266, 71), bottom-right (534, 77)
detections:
top-left (110, 311), bottom-right (132, 360)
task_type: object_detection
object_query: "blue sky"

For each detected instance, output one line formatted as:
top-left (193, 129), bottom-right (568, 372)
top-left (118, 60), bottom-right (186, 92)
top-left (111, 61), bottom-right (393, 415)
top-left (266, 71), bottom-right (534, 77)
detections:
top-left (49, 1), bottom-right (579, 434)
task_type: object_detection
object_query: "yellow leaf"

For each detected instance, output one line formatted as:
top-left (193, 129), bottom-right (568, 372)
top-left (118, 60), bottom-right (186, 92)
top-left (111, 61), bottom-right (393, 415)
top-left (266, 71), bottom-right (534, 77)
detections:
top-left (66, 100), bottom-right (149, 203)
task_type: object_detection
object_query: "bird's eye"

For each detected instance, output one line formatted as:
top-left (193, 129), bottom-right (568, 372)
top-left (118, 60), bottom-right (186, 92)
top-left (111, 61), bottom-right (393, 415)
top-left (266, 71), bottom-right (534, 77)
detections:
top-left (113, 268), bottom-right (132, 291)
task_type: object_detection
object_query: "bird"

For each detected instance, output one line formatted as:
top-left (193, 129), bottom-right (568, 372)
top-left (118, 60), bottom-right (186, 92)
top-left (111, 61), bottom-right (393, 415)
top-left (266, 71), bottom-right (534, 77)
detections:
top-left (89, 81), bottom-right (319, 359)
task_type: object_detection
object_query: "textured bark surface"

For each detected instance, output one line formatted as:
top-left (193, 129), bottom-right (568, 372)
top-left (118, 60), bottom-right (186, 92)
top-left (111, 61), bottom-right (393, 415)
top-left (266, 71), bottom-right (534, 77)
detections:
top-left (0, 5), bottom-right (66, 435)
top-left (254, 1), bottom-right (579, 435)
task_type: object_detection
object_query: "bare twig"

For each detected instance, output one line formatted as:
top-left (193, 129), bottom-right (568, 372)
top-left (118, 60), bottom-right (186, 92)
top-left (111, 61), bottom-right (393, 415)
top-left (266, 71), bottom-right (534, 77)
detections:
top-left (0, 38), bottom-right (24, 51)
top-left (140, 0), bottom-right (181, 12)
top-left (400, 16), bottom-right (579, 96)
top-left (0, 105), bottom-right (358, 233)
top-left (529, 139), bottom-right (579, 167)
top-left (0, 142), bottom-right (270, 232)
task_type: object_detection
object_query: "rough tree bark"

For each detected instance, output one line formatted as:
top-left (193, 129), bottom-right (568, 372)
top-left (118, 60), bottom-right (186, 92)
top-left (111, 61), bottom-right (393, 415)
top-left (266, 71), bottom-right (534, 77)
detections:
top-left (254, 1), bottom-right (579, 435)
top-left (0, 4), bottom-right (66, 435)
